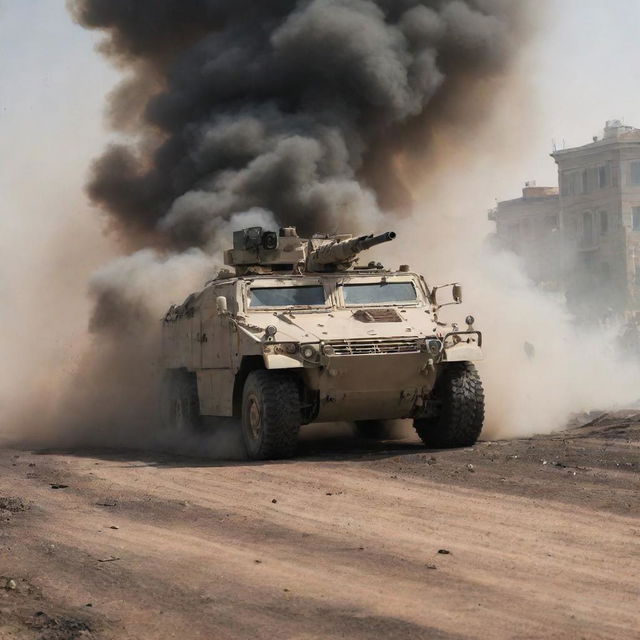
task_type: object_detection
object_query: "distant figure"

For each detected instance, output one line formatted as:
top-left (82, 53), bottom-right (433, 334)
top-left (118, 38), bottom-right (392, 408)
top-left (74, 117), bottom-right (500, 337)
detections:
top-left (524, 341), bottom-right (535, 360)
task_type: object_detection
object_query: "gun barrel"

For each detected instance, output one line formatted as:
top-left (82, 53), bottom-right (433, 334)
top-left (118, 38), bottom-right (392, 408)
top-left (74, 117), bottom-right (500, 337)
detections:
top-left (356, 231), bottom-right (396, 251)
top-left (308, 231), bottom-right (397, 268)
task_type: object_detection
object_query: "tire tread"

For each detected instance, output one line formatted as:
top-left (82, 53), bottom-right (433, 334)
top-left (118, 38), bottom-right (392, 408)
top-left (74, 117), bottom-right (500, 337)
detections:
top-left (414, 362), bottom-right (484, 448)
top-left (243, 370), bottom-right (300, 459)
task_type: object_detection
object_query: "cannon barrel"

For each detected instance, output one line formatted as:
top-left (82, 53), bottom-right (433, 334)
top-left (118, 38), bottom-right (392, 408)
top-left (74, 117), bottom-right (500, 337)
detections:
top-left (310, 231), bottom-right (396, 266)
top-left (355, 231), bottom-right (396, 252)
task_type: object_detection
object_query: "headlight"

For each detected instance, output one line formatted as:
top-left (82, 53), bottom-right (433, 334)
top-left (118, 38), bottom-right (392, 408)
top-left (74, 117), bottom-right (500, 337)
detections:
top-left (301, 344), bottom-right (318, 360)
top-left (426, 338), bottom-right (443, 356)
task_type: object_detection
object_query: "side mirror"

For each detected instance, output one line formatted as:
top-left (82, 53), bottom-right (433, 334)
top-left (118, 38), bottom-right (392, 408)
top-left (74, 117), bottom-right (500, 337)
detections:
top-left (216, 296), bottom-right (228, 315)
top-left (431, 282), bottom-right (463, 308)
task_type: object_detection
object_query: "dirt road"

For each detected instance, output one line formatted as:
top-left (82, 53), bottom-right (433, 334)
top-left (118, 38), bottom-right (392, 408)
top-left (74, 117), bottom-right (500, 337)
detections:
top-left (1, 414), bottom-right (639, 639)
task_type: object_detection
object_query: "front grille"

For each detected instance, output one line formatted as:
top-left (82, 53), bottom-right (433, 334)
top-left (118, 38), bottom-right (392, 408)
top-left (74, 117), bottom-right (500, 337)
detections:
top-left (326, 337), bottom-right (421, 356)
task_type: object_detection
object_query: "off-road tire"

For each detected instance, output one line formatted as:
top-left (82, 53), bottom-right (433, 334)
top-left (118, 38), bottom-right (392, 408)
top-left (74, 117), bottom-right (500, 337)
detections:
top-left (161, 369), bottom-right (202, 432)
top-left (414, 362), bottom-right (484, 448)
top-left (241, 370), bottom-right (301, 460)
top-left (354, 420), bottom-right (389, 440)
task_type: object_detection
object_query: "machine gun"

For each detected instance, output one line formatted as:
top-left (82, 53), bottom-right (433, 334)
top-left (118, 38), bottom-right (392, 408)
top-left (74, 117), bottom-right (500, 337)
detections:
top-left (307, 232), bottom-right (396, 272)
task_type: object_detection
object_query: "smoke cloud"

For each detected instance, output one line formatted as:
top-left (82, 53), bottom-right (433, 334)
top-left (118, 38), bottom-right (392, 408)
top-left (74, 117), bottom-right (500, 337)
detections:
top-left (67, 0), bottom-right (530, 248)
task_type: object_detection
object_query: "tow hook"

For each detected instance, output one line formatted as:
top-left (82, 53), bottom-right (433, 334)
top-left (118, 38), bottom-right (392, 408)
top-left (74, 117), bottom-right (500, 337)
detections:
top-left (420, 358), bottom-right (435, 375)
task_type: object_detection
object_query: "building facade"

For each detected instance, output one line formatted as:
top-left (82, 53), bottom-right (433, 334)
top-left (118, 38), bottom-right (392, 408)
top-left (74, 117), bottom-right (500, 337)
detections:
top-left (552, 120), bottom-right (640, 314)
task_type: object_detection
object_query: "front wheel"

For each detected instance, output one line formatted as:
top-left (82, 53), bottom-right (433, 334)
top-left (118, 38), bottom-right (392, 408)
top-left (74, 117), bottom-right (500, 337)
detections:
top-left (414, 362), bottom-right (484, 448)
top-left (241, 370), bottom-right (301, 460)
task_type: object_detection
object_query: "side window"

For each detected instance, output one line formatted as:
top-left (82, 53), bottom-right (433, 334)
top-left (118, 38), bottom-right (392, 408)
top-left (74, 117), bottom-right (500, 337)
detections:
top-left (598, 166), bottom-right (609, 188)
top-left (600, 212), bottom-right (608, 235)
top-left (582, 211), bottom-right (594, 246)
top-left (581, 169), bottom-right (588, 194)
top-left (631, 161), bottom-right (640, 185)
top-left (633, 207), bottom-right (640, 231)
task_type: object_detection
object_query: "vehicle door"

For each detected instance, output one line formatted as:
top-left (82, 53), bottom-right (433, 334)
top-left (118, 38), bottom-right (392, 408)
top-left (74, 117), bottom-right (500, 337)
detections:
top-left (201, 283), bottom-right (234, 369)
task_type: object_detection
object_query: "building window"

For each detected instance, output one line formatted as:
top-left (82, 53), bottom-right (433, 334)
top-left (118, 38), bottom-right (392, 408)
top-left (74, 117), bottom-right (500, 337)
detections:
top-left (600, 212), bottom-right (608, 234)
top-left (562, 171), bottom-right (587, 196)
top-left (631, 161), bottom-right (640, 185)
top-left (583, 211), bottom-right (594, 246)
top-left (633, 207), bottom-right (640, 231)
top-left (598, 166), bottom-right (609, 188)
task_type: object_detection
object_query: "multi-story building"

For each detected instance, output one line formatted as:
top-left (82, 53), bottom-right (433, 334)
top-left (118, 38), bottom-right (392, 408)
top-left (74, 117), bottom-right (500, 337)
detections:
top-left (492, 121), bottom-right (640, 317)
top-left (551, 120), bottom-right (640, 314)
top-left (489, 182), bottom-right (561, 288)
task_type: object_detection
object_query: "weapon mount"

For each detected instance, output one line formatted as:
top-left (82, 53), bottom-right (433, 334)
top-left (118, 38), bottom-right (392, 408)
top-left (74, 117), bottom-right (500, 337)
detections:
top-left (223, 227), bottom-right (396, 275)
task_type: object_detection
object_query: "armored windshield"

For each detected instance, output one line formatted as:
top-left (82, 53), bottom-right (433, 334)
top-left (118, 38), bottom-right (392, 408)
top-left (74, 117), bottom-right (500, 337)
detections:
top-left (249, 285), bottom-right (326, 308)
top-left (343, 281), bottom-right (417, 305)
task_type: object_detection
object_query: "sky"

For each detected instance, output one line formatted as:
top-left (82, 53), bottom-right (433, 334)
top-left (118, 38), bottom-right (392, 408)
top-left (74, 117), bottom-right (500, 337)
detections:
top-left (519, 0), bottom-right (640, 190)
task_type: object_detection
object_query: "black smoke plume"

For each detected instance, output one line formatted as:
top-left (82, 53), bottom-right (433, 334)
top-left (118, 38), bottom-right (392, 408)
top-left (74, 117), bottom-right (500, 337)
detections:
top-left (69, 0), bottom-right (531, 249)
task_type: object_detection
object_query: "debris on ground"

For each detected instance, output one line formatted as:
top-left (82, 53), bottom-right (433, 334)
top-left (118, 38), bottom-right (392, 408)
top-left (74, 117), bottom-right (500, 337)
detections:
top-left (27, 611), bottom-right (92, 638)
top-left (0, 496), bottom-right (27, 512)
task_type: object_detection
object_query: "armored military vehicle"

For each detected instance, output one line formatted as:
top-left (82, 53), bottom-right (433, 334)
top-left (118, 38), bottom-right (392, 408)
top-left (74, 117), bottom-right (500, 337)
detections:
top-left (161, 227), bottom-right (484, 459)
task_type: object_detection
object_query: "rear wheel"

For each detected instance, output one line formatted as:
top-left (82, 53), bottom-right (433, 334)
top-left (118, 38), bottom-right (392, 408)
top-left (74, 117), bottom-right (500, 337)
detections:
top-left (241, 370), bottom-right (301, 460)
top-left (161, 369), bottom-right (201, 432)
top-left (414, 362), bottom-right (484, 448)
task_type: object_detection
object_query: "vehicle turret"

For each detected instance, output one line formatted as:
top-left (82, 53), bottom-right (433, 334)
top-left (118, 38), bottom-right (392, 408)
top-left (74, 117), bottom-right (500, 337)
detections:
top-left (223, 226), bottom-right (396, 275)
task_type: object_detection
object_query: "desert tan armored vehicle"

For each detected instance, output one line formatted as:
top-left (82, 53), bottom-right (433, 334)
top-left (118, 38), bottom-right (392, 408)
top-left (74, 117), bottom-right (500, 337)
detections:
top-left (161, 227), bottom-right (484, 459)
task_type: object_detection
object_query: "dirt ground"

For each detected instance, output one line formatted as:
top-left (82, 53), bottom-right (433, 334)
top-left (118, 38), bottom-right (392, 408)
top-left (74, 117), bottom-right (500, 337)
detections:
top-left (1, 412), bottom-right (639, 640)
